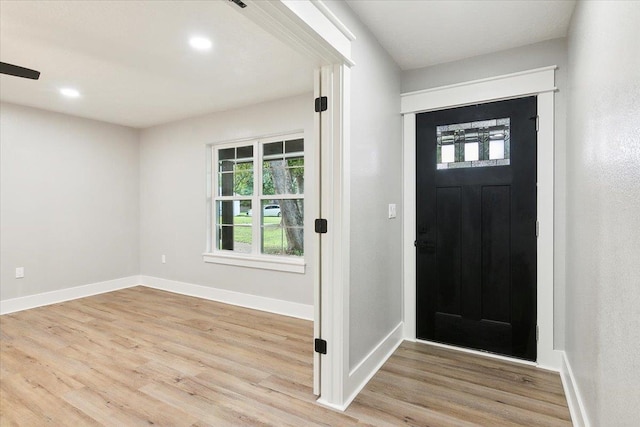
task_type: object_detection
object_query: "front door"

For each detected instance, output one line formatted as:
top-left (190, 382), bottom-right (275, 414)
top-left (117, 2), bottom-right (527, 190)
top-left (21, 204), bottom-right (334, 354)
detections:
top-left (415, 97), bottom-right (537, 361)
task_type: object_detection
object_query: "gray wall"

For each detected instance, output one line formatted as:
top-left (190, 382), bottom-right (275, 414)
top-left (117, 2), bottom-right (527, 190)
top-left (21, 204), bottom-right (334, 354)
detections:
top-left (565, 2), bottom-right (640, 425)
top-left (138, 93), bottom-right (315, 305)
top-left (402, 38), bottom-right (569, 349)
top-left (0, 102), bottom-right (139, 300)
top-left (325, 0), bottom-right (404, 370)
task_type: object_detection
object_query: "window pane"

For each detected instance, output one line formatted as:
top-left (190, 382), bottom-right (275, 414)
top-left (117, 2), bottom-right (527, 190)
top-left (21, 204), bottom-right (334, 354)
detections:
top-left (219, 148), bottom-right (235, 160)
top-left (236, 145), bottom-right (253, 159)
top-left (218, 161), bottom-right (253, 196)
top-left (285, 138), bottom-right (304, 153)
top-left (261, 199), bottom-right (303, 256)
top-left (465, 142), bottom-right (479, 161)
top-left (441, 144), bottom-right (455, 163)
top-left (216, 201), bottom-right (252, 253)
top-left (489, 140), bottom-right (505, 160)
top-left (263, 141), bottom-right (283, 157)
top-left (218, 159), bottom-right (234, 173)
top-left (436, 118), bottom-right (510, 169)
top-left (234, 162), bottom-right (253, 196)
top-left (218, 172), bottom-right (234, 196)
top-left (263, 155), bottom-right (304, 195)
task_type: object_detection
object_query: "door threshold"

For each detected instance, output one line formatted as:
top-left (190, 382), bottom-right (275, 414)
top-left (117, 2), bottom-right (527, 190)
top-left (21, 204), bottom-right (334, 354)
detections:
top-left (414, 339), bottom-right (540, 369)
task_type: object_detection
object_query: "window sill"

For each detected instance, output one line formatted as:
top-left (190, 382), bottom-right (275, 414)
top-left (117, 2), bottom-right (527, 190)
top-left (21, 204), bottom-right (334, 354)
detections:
top-left (202, 252), bottom-right (305, 274)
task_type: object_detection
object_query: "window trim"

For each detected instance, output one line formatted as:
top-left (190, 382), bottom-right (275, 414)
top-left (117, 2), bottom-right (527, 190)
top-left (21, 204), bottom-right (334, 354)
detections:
top-left (204, 131), bottom-right (306, 274)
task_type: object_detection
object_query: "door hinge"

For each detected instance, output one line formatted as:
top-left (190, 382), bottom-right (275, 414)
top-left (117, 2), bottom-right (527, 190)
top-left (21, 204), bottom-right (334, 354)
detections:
top-left (314, 338), bottom-right (327, 354)
top-left (536, 221), bottom-right (540, 238)
top-left (314, 96), bottom-right (328, 113)
top-left (315, 218), bottom-right (328, 234)
top-left (536, 115), bottom-right (539, 132)
top-left (229, 0), bottom-right (247, 8)
top-left (536, 325), bottom-right (539, 342)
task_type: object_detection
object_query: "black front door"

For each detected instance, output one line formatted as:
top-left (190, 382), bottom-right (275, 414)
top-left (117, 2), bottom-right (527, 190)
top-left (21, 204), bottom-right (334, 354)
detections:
top-left (416, 97), bottom-right (537, 361)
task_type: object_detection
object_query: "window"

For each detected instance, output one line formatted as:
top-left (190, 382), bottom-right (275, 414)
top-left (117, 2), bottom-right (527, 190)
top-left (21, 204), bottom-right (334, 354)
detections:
top-left (437, 118), bottom-right (510, 169)
top-left (204, 133), bottom-right (305, 273)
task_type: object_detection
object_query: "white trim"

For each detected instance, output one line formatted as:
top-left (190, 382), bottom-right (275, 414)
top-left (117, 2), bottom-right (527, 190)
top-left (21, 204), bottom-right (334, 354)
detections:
top-left (0, 276), bottom-right (140, 315)
top-left (280, 0), bottom-right (352, 63)
top-left (140, 275), bottom-right (313, 320)
top-left (309, 0), bottom-right (356, 41)
top-left (402, 113), bottom-right (417, 340)
top-left (401, 66), bottom-right (557, 114)
top-left (0, 275), bottom-right (314, 321)
top-left (560, 351), bottom-right (591, 427)
top-left (312, 67), bottom-right (322, 396)
top-left (536, 92), bottom-right (562, 370)
top-left (202, 252), bottom-right (305, 274)
top-left (340, 322), bottom-right (404, 410)
top-left (240, 0), bottom-right (354, 67)
top-left (220, 0), bottom-right (355, 407)
top-left (317, 63), bottom-right (350, 408)
top-left (401, 66), bottom-right (561, 370)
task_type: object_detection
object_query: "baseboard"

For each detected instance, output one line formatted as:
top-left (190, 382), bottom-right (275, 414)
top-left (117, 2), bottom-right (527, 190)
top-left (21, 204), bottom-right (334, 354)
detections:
top-left (560, 351), bottom-right (591, 427)
top-left (139, 275), bottom-right (313, 320)
top-left (341, 322), bottom-right (404, 410)
top-left (0, 276), bottom-right (140, 315)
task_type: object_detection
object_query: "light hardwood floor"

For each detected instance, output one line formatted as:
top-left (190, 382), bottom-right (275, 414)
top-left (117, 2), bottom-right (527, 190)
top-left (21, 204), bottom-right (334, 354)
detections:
top-left (0, 287), bottom-right (572, 426)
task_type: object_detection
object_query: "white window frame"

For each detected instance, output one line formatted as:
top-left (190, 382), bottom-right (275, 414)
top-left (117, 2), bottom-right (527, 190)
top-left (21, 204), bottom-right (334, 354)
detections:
top-left (203, 131), bottom-right (306, 274)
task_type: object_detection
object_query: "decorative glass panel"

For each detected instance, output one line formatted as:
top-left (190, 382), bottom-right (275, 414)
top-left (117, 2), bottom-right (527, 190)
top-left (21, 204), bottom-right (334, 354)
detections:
top-left (465, 142), bottom-right (479, 161)
top-left (261, 199), bottom-right (304, 256)
top-left (437, 118), bottom-right (510, 169)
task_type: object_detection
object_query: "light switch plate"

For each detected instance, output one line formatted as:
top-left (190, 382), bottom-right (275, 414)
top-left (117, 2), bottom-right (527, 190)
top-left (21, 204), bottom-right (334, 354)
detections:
top-left (16, 267), bottom-right (24, 279)
top-left (388, 204), bottom-right (397, 219)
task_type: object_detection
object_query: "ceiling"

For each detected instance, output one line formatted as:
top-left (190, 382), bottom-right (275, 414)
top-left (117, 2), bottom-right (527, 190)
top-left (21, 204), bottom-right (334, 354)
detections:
top-left (0, 1), bottom-right (577, 129)
top-left (0, 1), bottom-right (315, 128)
top-left (345, 0), bottom-right (576, 70)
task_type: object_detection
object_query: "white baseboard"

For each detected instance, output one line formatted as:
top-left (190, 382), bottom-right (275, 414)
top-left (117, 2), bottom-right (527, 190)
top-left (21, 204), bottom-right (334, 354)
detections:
top-left (340, 322), bottom-right (404, 410)
top-left (560, 351), bottom-right (591, 427)
top-left (0, 276), bottom-right (140, 315)
top-left (139, 275), bottom-right (313, 321)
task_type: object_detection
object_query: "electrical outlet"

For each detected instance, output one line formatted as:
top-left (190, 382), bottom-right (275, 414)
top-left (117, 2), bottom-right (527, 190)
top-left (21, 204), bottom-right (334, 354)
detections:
top-left (16, 267), bottom-right (24, 279)
top-left (161, 255), bottom-right (166, 264)
top-left (388, 204), bottom-right (397, 219)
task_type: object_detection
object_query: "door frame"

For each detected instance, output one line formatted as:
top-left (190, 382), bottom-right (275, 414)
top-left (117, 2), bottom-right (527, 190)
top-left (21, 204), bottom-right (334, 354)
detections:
top-left (401, 66), bottom-right (562, 370)
top-left (239, 0), bottom-right (354, 407)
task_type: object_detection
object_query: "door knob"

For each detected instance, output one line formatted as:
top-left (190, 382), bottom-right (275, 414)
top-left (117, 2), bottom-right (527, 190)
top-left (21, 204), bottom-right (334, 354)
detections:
top-left (414, 239), bottom-right (435, 252)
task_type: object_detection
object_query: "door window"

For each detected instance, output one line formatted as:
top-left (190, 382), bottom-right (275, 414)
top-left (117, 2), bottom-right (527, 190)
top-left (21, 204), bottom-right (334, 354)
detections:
top-left (436, 118), bottom-right (510, 169)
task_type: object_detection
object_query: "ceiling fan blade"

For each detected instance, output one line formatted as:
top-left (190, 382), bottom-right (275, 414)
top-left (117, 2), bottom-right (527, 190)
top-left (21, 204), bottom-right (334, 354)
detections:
top-left (0, 62), bottom-right (41, 80)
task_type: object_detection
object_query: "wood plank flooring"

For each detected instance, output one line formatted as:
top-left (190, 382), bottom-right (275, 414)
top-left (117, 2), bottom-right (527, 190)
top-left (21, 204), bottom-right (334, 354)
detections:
top-left (0, 287), bottom-right (572, 426)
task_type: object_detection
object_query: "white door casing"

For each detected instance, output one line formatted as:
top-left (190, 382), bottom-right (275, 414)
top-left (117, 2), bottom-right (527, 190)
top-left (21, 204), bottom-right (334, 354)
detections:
top-left (237, 0), bottom-right (354, 406)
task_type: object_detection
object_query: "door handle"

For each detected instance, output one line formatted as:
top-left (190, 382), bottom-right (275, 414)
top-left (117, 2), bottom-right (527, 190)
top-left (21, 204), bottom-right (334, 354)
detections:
top-left (414, 239), bottom-right (435, 252)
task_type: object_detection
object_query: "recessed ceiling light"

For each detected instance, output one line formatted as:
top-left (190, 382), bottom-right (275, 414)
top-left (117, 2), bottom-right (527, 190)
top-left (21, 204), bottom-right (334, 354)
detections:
top-left (189, 36), bottom-right (212, 51)
top-left (60, 88), bottom-right (80, 98)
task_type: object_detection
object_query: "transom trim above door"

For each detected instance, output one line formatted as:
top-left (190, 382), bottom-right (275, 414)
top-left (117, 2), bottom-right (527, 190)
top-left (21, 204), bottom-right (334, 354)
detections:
top-left (401, 66), bottom-right (557, 114)
top-left (401, 66), bottom-right (561, 370)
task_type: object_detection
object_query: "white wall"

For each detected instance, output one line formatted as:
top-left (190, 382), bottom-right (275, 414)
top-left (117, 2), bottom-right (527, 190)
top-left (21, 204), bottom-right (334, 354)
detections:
top-left (138, 93), bottom-right (315, 305)
top-left (565, 2), bottom-right (640, 425)
top-left (0, 102), bottom-right (139, 300)
top-left (401, 38), bottom-right (569, 350)
top-left (323, 1), bottom-right (403, 371)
